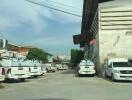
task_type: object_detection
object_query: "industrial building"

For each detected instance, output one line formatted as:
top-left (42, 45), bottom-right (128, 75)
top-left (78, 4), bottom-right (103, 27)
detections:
top-left (73, 0), bottom-right (132, 75)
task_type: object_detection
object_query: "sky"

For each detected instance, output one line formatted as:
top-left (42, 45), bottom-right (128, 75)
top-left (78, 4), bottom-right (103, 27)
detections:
top-left (0, 0), bottom-right (83, 55)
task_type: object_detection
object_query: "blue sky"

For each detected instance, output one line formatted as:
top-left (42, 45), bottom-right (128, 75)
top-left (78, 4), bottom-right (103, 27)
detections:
top-left (0, 0), bottom-right (83, 55)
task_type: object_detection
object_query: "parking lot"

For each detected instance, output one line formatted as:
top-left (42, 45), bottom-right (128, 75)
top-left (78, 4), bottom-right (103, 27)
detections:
top-left (0, 69), bottom-right (132, 100)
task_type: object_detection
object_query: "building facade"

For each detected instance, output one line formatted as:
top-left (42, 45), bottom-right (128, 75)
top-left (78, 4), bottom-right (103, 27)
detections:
top-left (73, 0), bottom-right (132, 75)
top-left (90, 1), bottom-right (132, 74)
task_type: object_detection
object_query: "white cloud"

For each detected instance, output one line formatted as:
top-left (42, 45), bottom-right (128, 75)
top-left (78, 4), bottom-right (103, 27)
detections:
top-left (0, 0), bottom-right (83, 54)
top-left (0, 0), bottom-right (83, 33)
top-left (38, 0), bottom-right (83, 23)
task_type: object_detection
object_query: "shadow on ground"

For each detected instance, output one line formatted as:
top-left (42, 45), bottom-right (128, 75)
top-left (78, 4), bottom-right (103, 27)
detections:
top-left (60, 69), bottom-right (76, 75)
top-left (102, 76), bottom-right (132, 83)
top-left (3, 79), bottom-right (29, 84)
top-left (0, 84), bottom-right (5, 89)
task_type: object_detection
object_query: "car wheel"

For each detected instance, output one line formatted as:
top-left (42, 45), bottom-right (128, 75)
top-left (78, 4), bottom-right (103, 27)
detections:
top-left (78, 73), bottom-right (81, 77)
top-left (20, 78), bottom-right (25, 82)
top-left (111, 74), bottom-right (116, 82)
top-left (91, 74), bottom-right (95, 77)
top-left (104, 71), bottom-right (108, 78)
top-left (34, 75), bottom-right (38, 78)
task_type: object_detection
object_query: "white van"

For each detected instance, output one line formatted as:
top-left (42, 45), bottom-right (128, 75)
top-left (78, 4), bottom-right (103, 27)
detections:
top-left (77, 60), bottom-right (96, 76)
top-left (56, 64), bottom-right (63, 70)
top-left (0, 64), bottom-right (5, 82)
top-left (27, 60), bottom-right (42, 78)
top-left (0, 59), bottom-right (30, 81)
top-left (41, 64), bottom-right (47, 75)
top-left (45, 63), bottom-right (56, 72)
top-left (35, 61), bottom-right (43, 76)
top-left (104, 58), bottom-right (132, 81)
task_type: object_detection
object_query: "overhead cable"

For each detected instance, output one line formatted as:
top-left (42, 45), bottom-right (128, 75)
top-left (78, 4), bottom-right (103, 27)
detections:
top-left (44, 0), bottom-right (82, 11)
top-left (25, 0), bottom-right (82, 17)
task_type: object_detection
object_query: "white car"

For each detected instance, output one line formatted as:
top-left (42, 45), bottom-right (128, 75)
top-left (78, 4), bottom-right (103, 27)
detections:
top-left (62, 64), bottom-right (68, 70)
top-left (0, 59), bottom-right (30, 81)
top-left (56, 64), bottom-right (63, 70)
top-left (41, 64), bottom-right (47, 75)
top-left (0, 65), bottom-right (5, 82)
top-left (104, 58), bottom-right (132, 81)
top-left (27, 60), bottom-right (42, 78)
top-left (77, 60), bottom-right (96, 76)
top-left (45, 63), bottom-right (56, 72)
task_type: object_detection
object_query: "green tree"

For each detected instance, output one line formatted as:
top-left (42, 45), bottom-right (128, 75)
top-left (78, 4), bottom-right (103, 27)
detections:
top-left (70, 49), bottom-right (84, 68)
top-left (26, 48), bottom-right (48, 62)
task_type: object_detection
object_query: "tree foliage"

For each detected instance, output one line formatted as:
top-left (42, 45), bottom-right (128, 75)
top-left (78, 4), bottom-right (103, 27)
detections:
top-left (26, 48), bottom-right (48, 62)
top-left (70, 49), bottom-right (84, 68)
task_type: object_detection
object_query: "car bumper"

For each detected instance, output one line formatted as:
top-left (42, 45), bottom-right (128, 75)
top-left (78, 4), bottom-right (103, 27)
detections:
top-left (78, 70), bottom-right (96, 75)
top-left (0, 75), bottom-right (5, 82)
top-left (29, 72), bottom-right (42, 76)
top-left (41, 70), bottom-right (47, 74)
top-left (114, 73), bottom-right (132, 81)
top-left (47, 69), bottom-right (56, 72)
top-left (6, 74), bottom-right (30, 79)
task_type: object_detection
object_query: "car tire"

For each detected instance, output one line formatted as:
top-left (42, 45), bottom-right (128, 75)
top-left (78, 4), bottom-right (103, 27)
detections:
top-left (91, 74), bottom-right (95, 77)
top-left (104, 71), bottom-right (108, 78)
top-left (20, 78), bottom-right (25, 82)
top-left (111, 74), bottom-right (116, 82)
top-left (78, 73), bottom-right (81, 77)
top-left (34, 75), bottom-right (38, 78)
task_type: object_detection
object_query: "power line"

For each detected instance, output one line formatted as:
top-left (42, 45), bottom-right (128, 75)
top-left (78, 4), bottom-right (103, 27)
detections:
top-left (24, 0), bottom-right (82, 17)
top-left (39, 0), bottom-right (82, 14)
top-left (44, 0), bottom-right (82, 11)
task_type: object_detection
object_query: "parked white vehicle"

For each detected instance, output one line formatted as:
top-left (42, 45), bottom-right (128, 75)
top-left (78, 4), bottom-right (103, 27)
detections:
top-left (0, 65), bottom-right (5, 82)
top-left (56, 64), bottom-right (63, 70)
top-left (77, 60), bottom-right (95, 76)
top-left (62, 64), bottom-right (68, 70)
top-left (35, 61), bottom-right (43, 76)
top-left (41, 64), bottom-right (47, 75)
top-left (27, 60), bottom-right (42, 78)
top-left (104, 58), bottom-right (132, 81)
top-left (45, 63), bottom-right (56, 72)
top-left (0, 59), bottom-right (30, 81)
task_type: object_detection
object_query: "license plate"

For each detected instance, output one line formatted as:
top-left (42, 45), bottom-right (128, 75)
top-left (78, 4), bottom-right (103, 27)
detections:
top-left (18, 67), bottom-right (23, 70)
top-left (125, 77), bottom-right (131, 79)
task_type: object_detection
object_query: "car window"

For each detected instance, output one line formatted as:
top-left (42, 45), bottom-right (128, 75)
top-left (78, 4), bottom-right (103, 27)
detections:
top-left (80, 61), bottom-right (94, 66)
top-left (113, 62), bottom-right (132, 67)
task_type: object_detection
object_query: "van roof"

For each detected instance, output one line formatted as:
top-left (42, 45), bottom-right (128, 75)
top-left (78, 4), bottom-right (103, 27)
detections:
top-left (108, 58), bottom-right (128, 63)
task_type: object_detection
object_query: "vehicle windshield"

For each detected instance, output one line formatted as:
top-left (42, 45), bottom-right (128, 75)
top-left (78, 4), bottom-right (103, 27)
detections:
top-left (113, 62), bottom-right (132, 67)
top-left (80, 61), bottom-right (94, 66)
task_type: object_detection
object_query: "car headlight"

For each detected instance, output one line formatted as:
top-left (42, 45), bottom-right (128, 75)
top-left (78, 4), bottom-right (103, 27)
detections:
top-left (113, 70), bottom-right (120, 73)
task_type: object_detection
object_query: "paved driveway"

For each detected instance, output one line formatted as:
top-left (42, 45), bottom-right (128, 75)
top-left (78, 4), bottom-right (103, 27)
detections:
top-left (0, 70), bottom-right (132, 100)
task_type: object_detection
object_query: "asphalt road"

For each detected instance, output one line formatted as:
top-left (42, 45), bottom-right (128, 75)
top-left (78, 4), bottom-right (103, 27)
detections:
top-left (0, 70), bottom-right (132, 100)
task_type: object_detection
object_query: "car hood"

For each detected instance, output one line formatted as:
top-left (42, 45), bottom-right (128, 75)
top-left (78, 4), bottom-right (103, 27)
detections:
top-left (113, 67), bottom-right (132, 71)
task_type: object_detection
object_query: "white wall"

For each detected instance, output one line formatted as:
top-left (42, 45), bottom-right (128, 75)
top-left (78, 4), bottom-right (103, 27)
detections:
top-left (89, 2), bottom-right (132, 74)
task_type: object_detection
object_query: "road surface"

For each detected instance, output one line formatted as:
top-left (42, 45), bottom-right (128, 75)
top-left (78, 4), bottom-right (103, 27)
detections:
top-left (0, 70), bottom-right (132, 100)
